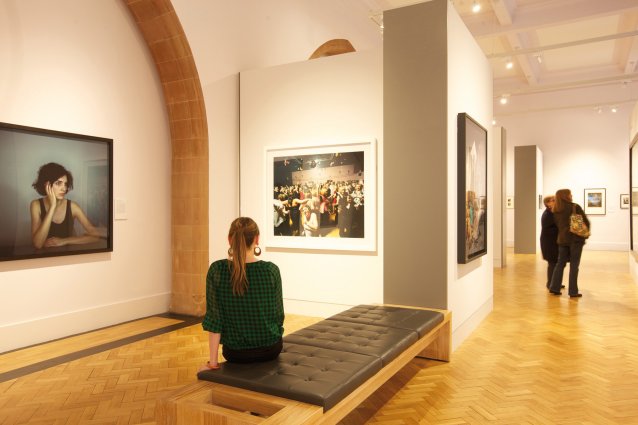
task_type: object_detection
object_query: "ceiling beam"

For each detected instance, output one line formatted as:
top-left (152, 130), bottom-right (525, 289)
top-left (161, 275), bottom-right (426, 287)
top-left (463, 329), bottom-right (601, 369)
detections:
top-left (486, 30), bottom-right (638, 58)
top-left (489, 0), bottom-right (538, 86)
top-left (495, 71), bottom-right (638, 96)
top-left (488, 0), bottom-right (515, 26)
top-left (464, 0), bottom-right (638, 39)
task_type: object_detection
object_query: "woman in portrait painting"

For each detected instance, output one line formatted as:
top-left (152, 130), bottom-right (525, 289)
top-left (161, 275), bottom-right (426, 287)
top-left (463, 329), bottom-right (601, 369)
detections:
top-left (30, 162), bottom-right (101, 249)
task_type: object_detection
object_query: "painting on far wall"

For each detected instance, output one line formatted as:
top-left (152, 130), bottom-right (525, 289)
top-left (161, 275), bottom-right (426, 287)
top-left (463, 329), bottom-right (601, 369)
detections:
top-left (584, 188), bottom-right (606, 215)
top-left (457, 113), bottom-right (487, 264)
top-left (264, 140), bottom-right (376, 252)
top-left (0, 122), bottom-right (113, 262)
top-left (621, 194), bottom-right (630, 209)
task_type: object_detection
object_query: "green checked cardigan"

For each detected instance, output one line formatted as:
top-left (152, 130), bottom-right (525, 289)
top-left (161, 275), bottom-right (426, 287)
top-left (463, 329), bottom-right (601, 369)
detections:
top-left (202, 260), bottom-right (284, 350)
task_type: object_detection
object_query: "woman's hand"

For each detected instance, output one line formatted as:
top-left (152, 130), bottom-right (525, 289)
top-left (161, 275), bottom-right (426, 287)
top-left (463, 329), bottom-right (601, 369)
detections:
top-left (198, 361), bottom-right (219, 373)
top-left (44, 237), bottom-right (67, 247)
top-left (45, 182), bottom-right (57, 209)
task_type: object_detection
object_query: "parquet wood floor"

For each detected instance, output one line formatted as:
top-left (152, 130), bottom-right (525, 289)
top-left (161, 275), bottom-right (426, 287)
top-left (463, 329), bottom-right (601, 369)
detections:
top-left (1, 250), bottom-right (637, 424)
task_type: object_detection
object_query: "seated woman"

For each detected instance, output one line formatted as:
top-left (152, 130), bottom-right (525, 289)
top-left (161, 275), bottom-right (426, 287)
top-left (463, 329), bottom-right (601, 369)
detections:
top-left (30, 162), bottom-right (101, 249)
top-left (200, 217), bottom-right (284, 371)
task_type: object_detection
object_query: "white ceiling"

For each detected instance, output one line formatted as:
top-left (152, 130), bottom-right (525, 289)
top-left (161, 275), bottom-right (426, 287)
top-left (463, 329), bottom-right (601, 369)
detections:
top-left (365, 0), bottom-right (638, 113)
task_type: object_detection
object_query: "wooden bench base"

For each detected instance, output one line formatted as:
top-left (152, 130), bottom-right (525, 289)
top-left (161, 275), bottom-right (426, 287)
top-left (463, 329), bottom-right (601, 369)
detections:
top-left (157, 308), bottom-right (451, 425)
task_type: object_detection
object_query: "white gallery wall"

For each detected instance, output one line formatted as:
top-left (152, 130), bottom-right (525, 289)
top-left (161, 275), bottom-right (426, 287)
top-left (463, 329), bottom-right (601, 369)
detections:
top-left (239, 51), bottom-right (384, 317)
top-left (171, 0), bottom-right (383, 262)
top-left (0, 0), bottom-right (171, 352)
top-left (446, 1), bottom-right (494, 348)
top-left (499, 104), bottom-right (631, 251)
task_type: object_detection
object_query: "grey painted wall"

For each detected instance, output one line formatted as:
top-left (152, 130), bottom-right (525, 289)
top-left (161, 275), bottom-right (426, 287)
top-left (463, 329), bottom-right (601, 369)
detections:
top-left (383, 0), bottom-right (448, 309)
top-left (514, 145), bottom-right (539, 253)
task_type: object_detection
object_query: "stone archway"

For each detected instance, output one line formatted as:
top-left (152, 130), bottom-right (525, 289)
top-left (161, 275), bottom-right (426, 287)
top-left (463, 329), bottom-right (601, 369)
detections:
top-left (124, 0), bottom-right (207, 316)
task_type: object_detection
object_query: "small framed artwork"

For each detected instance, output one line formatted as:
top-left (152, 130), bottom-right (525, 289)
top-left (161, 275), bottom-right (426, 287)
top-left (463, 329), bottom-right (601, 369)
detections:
top-left (621, 194), bottom-right (630, 209)
top-left (506, 196), bottom-right (514, 209)
top-left (584, 188), bottom-right (606, 215)
top-left (457, 113), bottom-right (487, 264)
top-left (538, 194), bottom-right (543, 209)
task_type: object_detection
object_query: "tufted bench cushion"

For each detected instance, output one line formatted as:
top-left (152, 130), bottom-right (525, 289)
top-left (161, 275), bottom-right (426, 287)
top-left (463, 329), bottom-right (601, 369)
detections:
top-left (197, 342), bottom-right (382, 410)
top-left (328, 304), bottom-right (444, 338)
top-left (284, 319), bottom-right (417, 365)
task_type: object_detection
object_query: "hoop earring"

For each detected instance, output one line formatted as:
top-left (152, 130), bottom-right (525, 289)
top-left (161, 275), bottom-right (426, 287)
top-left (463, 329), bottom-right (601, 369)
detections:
top-left (227, 247), bottom-right (233, 256)
top-left (254, 246), bottom-right (262, 256)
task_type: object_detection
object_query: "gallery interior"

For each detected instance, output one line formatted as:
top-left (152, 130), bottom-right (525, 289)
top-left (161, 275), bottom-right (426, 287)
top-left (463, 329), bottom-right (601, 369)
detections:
top-left (1, 0), bottom-right (638, 423)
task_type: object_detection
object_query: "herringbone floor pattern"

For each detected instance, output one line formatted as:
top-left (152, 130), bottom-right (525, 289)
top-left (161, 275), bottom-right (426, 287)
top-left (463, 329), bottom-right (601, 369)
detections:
top-left (1, 250), bottom-right (637, 424)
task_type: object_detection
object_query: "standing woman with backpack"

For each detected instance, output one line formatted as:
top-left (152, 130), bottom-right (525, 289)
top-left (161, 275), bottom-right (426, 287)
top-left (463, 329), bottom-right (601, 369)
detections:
top-left (548, 189), bottom-right (590, 298)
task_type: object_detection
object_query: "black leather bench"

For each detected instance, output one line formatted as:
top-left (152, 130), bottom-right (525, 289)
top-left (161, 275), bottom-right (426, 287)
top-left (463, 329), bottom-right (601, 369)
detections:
top-left (158, 305), bottom-right (451, 424)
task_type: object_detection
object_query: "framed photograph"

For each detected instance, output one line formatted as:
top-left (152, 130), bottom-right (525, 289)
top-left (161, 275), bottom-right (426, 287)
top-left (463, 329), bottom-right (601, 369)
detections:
top-left (538, 194), bottom-right (543, 209)
top-left (584, 188), bottom-right (606, 215)
top-left (0, 122), bottom-right (113, 262)
top-left (457, 113), bottom-right (487, 264)
top-left (506, 196), bottom-right (514, 209)
top-left (264, 140), bottom-right (376, 251)
top-left (621, 194), bottom-right (630, 209)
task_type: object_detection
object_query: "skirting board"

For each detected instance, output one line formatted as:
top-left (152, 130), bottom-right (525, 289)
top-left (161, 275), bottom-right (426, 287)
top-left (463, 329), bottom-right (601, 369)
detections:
top-left (629, 253), bottom-right (638, 286)
top-left (451, 296), bottom-right (492, 351)
top-left (0, 292), bottom-right (171, 353)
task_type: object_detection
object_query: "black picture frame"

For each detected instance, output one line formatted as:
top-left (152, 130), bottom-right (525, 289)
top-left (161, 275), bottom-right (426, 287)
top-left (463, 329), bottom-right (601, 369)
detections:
top-left (457, 113), bottom-right (487, 264)
top-left (0, 122), bottom-right (113, 262)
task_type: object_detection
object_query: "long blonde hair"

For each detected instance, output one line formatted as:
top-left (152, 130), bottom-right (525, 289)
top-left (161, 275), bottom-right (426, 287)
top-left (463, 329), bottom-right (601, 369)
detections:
top-left (227, 217), bottom-right (260, 295)
top-left (553, 189), bottom-right (571, 213)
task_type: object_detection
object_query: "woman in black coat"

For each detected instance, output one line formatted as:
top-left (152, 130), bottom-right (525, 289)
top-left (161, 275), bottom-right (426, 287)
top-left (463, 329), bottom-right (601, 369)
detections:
top-left (540, 195), bottom-right (560, 290)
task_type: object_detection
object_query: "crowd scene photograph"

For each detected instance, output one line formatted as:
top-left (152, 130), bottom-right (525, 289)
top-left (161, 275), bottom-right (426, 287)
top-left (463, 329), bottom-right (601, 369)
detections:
top-left (272, 151), bottom-right (365, 238)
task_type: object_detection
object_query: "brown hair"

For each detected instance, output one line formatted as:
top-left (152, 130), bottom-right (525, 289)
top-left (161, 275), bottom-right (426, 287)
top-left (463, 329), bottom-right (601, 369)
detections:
top-left (552, 189), bottom-right (571, 213)
top-left (32, 162), bottom-right (74, 196)
top-left (543, 195), bottom-right (555, 208)
top-left (227, 217), bottom-right (260, 295)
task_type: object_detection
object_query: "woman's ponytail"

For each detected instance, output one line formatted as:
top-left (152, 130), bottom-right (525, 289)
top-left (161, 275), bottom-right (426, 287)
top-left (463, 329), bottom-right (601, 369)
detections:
top-left (227, 217), bottom-right (259, 295)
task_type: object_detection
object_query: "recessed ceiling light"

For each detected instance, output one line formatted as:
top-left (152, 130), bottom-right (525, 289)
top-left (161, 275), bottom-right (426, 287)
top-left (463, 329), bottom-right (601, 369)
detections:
top-left (472, 2), bottom-right (481, 13)
top-left (499, 95), bottom-right (508, 105)
top-left (505, 59), bottom-right (514, 70)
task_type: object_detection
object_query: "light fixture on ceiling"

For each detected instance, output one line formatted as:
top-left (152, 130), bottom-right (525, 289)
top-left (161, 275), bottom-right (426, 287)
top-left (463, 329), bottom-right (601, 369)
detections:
top-left (492, 119), bottom-right (497, 126)
top-left (595, 106), bottom-right (603, 114)
top-left (611, 106), bottom-right (618, 113)
top-left (534, 53), bottom-right (543, 64)
top-left (472, 1), bottom-right (481, 13)
top-left (505, 58), bottom-right (514, 70)
top-left (499, 94), bottom-right (509, 105)
top-left (370, 13), bottom-right (383, 35)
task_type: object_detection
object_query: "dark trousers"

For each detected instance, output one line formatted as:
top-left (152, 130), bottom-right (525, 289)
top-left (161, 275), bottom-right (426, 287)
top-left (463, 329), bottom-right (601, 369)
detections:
top-left (549, 242), bottom-right (584, 295)
top-left (222, 338), bottom-right (282, 364)
top-left (546, 262), bottom-right (556, 289)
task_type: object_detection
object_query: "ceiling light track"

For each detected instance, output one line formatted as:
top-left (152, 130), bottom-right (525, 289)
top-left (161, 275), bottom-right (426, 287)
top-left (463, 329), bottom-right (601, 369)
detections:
top-left (486, 30), bottom-right (638, 59)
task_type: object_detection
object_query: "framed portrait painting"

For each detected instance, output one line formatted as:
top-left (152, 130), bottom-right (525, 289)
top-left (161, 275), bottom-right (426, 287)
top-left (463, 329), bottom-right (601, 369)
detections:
top-left (584, 188), bottom-right (606, 215)
top-left (264, 140), bottom-right (376, 252)
top-left (457, 113), bottom-right (487, 264)
top-left (621, 194), bottom-right (630, 209)
top-left (0, 122), bottom-right (113, 262)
